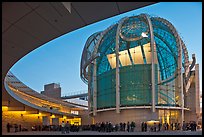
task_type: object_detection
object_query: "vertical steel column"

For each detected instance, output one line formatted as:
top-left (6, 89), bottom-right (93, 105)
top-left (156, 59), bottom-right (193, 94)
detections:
top-left (115, 17), bottom-right (128, 114)
top-left (93, 59), bottom-right (97, 116)
top-left (88, 66), bottom-right (91, 114)
top-left (178, 36), bottom-right (184, 128)
top-left (91, 25), bottom-right (115, 116)
top-left (115, 22), bottom-right (121, 114)
top-left (143, 14), bottom-right (156, 113)
top-left (195, 64), bottom-right (200, 115)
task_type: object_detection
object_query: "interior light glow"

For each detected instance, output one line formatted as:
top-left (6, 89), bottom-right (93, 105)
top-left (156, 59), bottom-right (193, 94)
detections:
top-left (141, 32), bottom-right (148, 37)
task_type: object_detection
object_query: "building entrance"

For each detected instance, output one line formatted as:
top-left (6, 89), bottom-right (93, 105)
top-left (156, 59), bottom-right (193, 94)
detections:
top-left (159, 110), bottom-right (180, 125)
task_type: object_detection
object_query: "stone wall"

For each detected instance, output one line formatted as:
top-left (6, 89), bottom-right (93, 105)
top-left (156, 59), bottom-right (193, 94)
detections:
top-left (92, 108), bottom-right (159, 131)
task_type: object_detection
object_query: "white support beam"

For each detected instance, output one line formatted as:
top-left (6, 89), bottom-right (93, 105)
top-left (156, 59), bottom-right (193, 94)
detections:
top-left (93, 59), bottom-right (97, 116)
top-left (178, 35), bottom-right (184, 129)
top-left (142, 14), bottom-right (156, 113)
top-left (88, 65), bottom-right (91, 114)
top-left (195, 64), bottom-right (200, 115)
top-left (62, 2), bottom-right (71, 13)
top-left (115, 17), bottom-right (128, 114)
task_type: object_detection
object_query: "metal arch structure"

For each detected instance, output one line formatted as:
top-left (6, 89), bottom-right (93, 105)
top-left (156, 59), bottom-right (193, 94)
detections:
top-left (80, 25), bottom-right (116, 84)
top-left (141, 13), bottom-right (156, 114)
top-left (115, 17), bottom-right (129, 114)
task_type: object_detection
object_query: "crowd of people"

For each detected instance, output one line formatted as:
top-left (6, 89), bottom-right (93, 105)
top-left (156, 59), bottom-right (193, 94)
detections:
top-left (6, 120), bottom-right (199, 133)
top-left (6, 123), bottom-right (27, 133)
top-left (182, 121), bottom-right (197, 131)
top-left (82, 121), bottom-right (136, 132)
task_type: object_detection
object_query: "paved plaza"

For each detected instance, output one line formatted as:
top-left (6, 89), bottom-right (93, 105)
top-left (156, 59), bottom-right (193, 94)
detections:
top-left (3, 130), bottom-right (202, 135)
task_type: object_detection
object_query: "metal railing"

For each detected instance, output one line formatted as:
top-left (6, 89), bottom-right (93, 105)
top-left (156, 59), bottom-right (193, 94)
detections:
top-left (61, 90), bottom-right (88, 99)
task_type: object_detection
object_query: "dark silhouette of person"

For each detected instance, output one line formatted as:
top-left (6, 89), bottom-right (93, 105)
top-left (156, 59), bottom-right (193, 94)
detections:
top-left (14, 124), bottom-right (18, 132)
top-left (194, 122), bottom-right (197, 131)
top-left (154, 122), bottom-right (156, 132)
top-left (123, 122), bottom-right (126, 131)
top-left (144, 122), bottom-right (147, 132)
top-left (158, 122), bottom-right (161, 131)
top-left (141, 122), bottom-right (144, 132)
top-left (166, 123), bottom-right (169, 130)
top-left (127, 121), bottom-right (130, 132)
top-left (38, 125), bottom-right (41, 131)
top-left (19, 124), bottom-right (21, 132)
top-left (7, 123), bottom-right (10, 132)
top-left (171, 123), bottom-right (173, 130)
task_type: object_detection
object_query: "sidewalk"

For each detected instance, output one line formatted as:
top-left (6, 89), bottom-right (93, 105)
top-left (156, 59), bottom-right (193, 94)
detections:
top-left (2, 130), bottom-right (202, 135)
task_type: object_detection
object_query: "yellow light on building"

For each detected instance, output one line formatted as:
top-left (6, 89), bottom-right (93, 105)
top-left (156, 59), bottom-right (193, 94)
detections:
top-left (63, 116), bottom-right (67, 119)
top-left (2, 106), bottom-right (8, 111)
top-left (118, 50), bottom-right (131, 66)
top-left (146, 120), bottom-right (160, 126)
top-left (107, 53), bottom-right (116, 69)
top-left (129, 45), bottom-right (144, 64)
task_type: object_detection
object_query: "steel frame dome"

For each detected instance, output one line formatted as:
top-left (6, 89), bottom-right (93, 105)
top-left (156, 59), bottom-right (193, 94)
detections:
top-left (80, 14), bottom-right (194, 120)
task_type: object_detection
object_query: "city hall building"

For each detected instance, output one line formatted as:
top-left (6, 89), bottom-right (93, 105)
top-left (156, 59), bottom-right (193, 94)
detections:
top-left (80, 13), bottom-right (200, 127)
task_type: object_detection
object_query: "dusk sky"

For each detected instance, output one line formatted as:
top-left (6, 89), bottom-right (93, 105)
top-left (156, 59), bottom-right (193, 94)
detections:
top-left (10, 2), bottom-right (202, 97)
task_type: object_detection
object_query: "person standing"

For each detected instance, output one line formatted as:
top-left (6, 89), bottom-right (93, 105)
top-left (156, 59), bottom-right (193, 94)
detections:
top-left (170, 123), bottom-right (173, 130)
top-left (14, 124), bottom-right (18, 132)
top-left (127, 121), bottom-right (130, 132)
top-left (158, 122), bottom-right (161, 131)
top-left (65, 121), bottom-right (70, 133)
top-left (182, 121), bottom-right (186, 131)
top-left (123, 122), bottom-right (126, 131)
top-left (194, 122), bottom-right (197, 131)
top-left (141, 122), bottom-right (144, 132)
top-left (61, 121), bottom-right (65, 134)
top-left (19, 124), bottom-right (21, 132)
top-left (130, 121), bottom-right (135, 132)
top-left (144, 122), bottom-right (147, 132)
top-left (153, 122), bottom-right (156, 132)
top-left (166, 123), bottom-right (169, 130)
top-left (7, 123), bottom-right (10, 133)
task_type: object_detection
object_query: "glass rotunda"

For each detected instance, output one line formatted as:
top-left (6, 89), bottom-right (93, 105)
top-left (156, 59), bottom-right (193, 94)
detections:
top-left (80, 13), bottom-right (197, 125)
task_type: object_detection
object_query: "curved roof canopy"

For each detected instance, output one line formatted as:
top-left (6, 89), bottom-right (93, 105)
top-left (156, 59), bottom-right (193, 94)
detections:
top-left (2, 2), bottom-right (156, 82)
